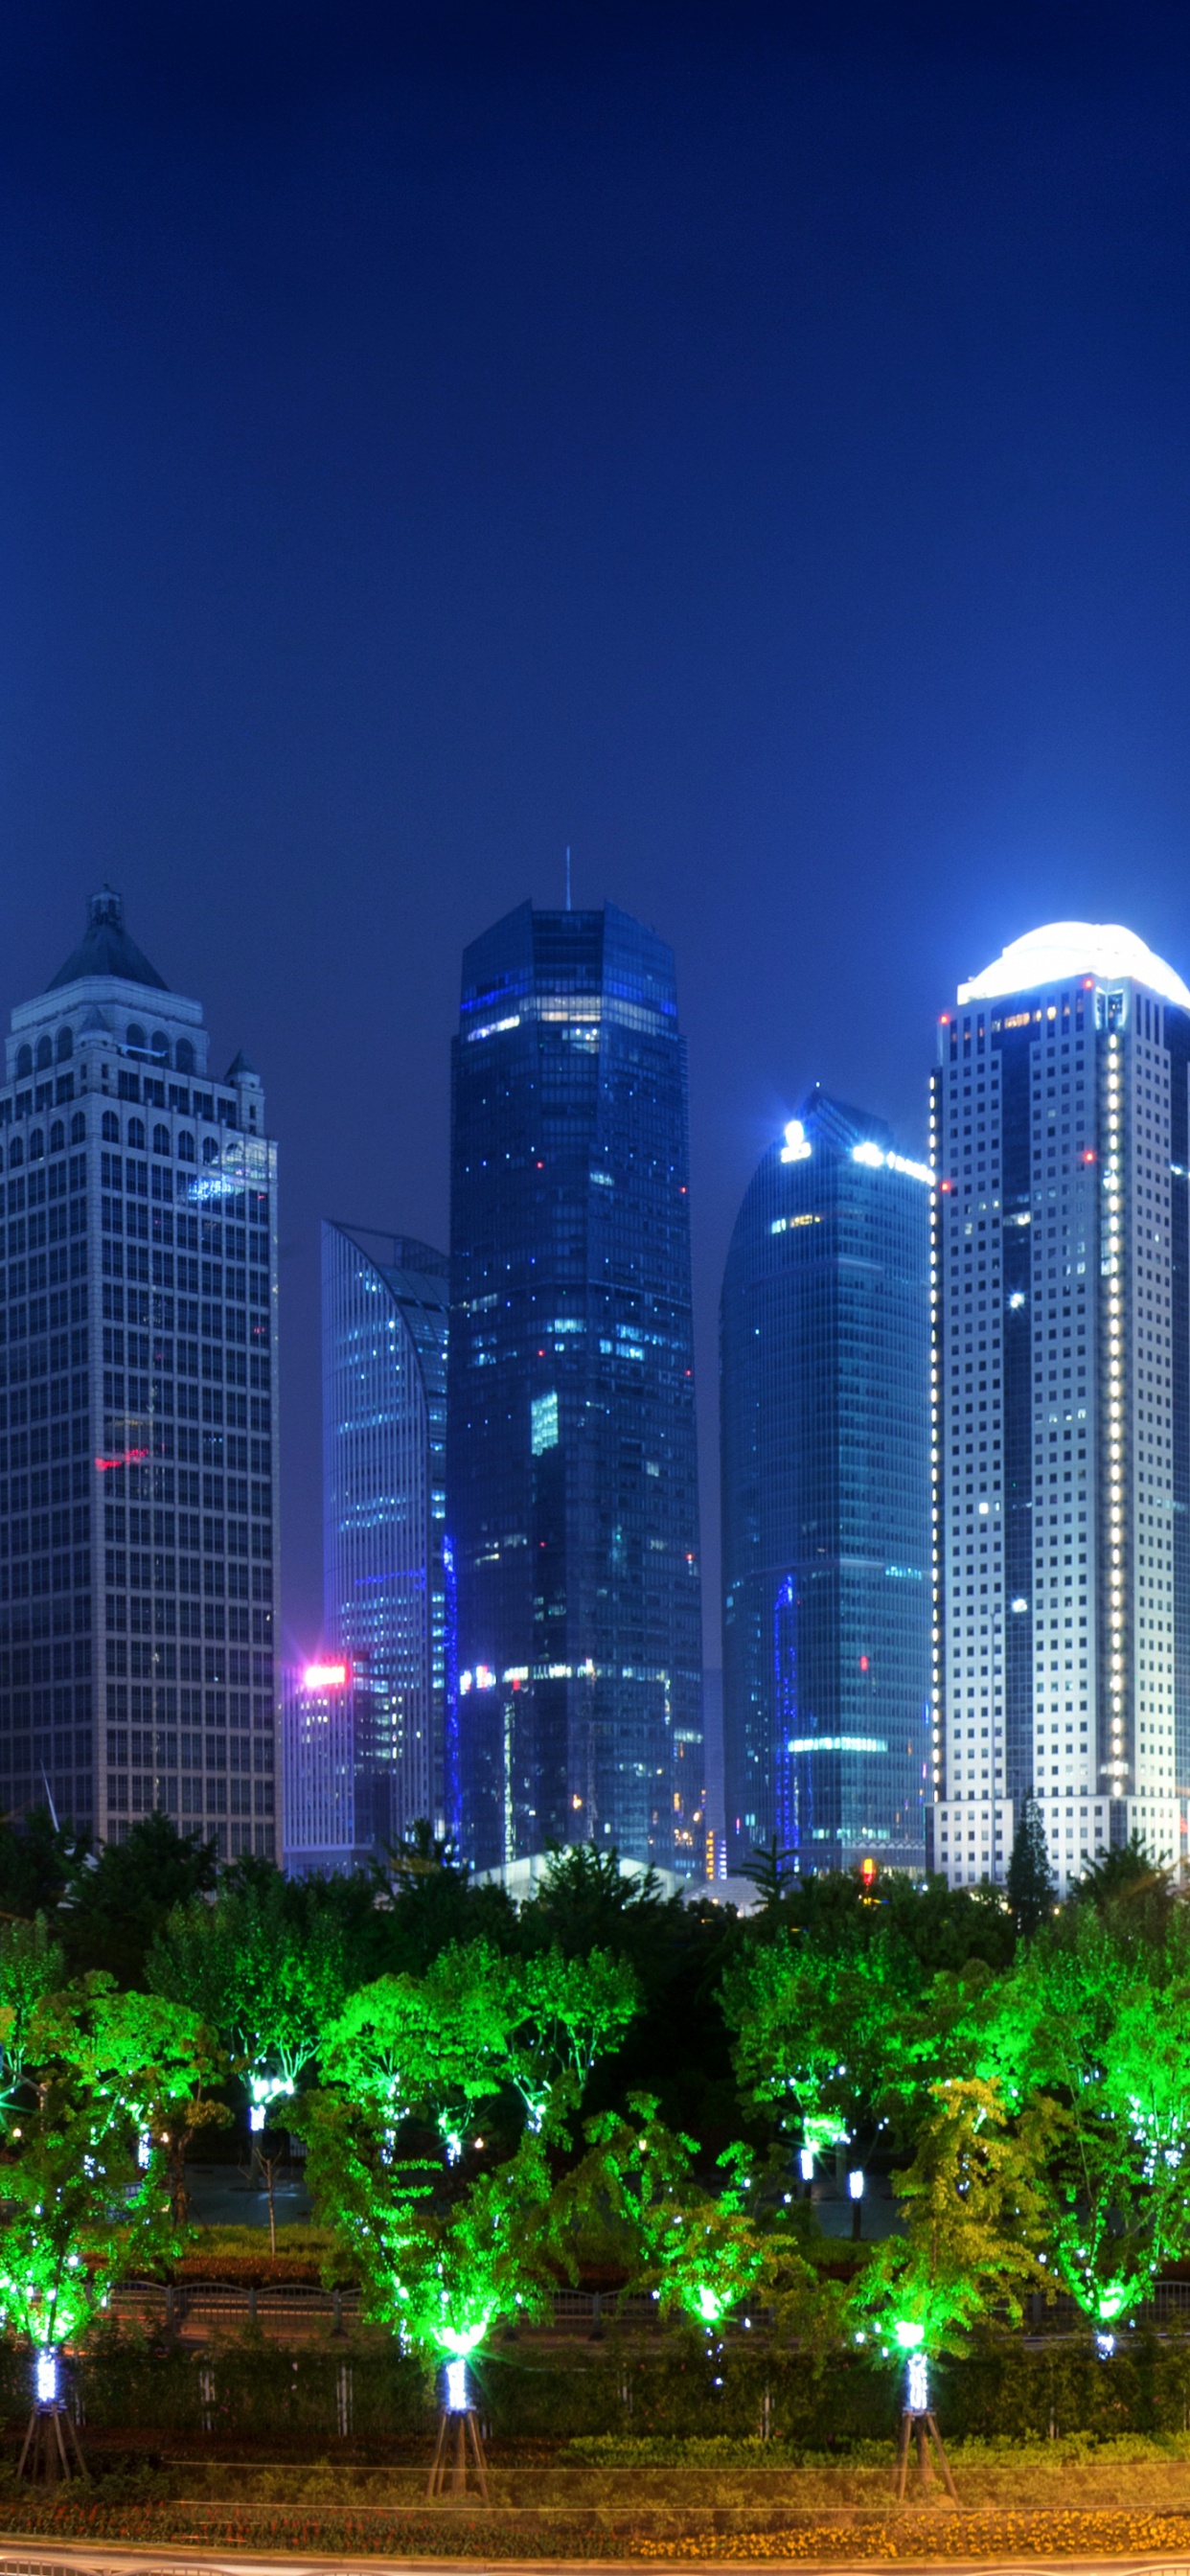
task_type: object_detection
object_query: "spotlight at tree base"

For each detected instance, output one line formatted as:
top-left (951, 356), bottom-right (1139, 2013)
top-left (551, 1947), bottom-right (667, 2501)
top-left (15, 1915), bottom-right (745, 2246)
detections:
top-left (1096, 2332), bottom-right (1116, 2359)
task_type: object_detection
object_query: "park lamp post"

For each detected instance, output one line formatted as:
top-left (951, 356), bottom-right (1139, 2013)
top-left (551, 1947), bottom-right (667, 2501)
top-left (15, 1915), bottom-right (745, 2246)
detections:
top-left (848, 2167), bottom-right (864, 2240)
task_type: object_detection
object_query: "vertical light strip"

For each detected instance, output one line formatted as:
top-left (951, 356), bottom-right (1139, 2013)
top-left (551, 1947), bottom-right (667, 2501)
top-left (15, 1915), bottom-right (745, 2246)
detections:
top-left (1104, 1030), bottom-right (1127, 1790)
top-left (928, 1067), bottom-right (943, 1810)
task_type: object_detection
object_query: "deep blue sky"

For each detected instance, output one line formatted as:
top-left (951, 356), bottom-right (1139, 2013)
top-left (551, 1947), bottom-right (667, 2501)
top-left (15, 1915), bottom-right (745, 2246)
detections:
top-left (2, 1), bottom-right (1189, 1665)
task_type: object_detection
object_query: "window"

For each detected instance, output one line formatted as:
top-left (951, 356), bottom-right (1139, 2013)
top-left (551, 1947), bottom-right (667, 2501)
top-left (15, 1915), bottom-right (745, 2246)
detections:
top-left (56, 1026), bottom-right (73, 1062)
top-left (151, 1030), bottom-right (169, 1063)
top-left (9, 1138), bottom-right (22, 1167)
top-left (177, 1132), bottom-right (195, 1163)
top-left (152, 1123), bottom-right (171, 1156)
top-left (102, 1112), bottom-right (119, 1143)
top-left (126, 1024), bottom-right (147, 1053)
top-left (70, 1112), bottom-right (85, 1144)
top-left (28, 1128), bottom-right (43, 1160)
top-left (49, 1121), bottom-right (64, 1154)
top-left (202, 1138), bottom-right (218, 1165)
top-left (126, 1117), bottom-right (146, 1150)
top-left (15, 1046), bottom-right (32, 1079)
top-left (35, 1036), bottom-right (52, 1070)
top-left (176, 1040), bottom-right (195, 1075)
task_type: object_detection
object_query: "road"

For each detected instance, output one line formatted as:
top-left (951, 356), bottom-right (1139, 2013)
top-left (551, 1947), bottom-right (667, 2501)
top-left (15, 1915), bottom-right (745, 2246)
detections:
top-left (4, 2546), bottom-right (1190, 2576)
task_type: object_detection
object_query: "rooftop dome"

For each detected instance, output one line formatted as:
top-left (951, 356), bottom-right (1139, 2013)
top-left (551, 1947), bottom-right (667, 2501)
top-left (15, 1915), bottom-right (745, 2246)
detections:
top-left (958, 921), bottom-right (1190, 1014)
top-left (45, 888), bottom-right (168, 994)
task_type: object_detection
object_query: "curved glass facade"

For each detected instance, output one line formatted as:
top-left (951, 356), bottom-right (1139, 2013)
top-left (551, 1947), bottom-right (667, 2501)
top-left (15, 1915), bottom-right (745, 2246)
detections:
top-left (721, 1087), bottom-right (930, 1874)
top-left (447, 902), bottom-right (702, 1874)
top-left (321, 1224), bottom-right (448, 1842)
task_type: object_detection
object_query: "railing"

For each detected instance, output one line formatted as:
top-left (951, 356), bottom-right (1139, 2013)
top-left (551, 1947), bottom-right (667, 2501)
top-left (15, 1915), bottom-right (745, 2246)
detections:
top-left (109, 2275), bottom-right (1190, 2338)
top-left (109, 2280), bottom-right (661, 2333)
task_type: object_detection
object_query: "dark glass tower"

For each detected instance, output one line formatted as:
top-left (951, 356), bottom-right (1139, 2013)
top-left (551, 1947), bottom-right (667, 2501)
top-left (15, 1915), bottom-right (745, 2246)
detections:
top-left (447, 901), bottom-right (702, 1874)
top-left (721, 1087), bottom-right (930, 1874)
top-left (321, 1224), bottom-right (448, 1844)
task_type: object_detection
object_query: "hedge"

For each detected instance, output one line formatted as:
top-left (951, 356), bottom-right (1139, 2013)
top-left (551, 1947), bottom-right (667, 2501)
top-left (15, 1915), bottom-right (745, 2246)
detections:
top-left (0, 2329), bottom-right (1188, 2449)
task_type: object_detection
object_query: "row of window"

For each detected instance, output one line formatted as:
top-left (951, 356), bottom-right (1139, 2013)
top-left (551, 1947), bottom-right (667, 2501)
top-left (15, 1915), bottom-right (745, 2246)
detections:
top-left (106, 1730), bottom-right (273, 1770)
top-left (14, 1025), bottom-right (202, 1076)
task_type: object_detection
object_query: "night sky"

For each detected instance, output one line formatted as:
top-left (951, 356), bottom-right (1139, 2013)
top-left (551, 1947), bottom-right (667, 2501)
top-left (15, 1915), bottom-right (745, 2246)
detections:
top-left (2, 2), bottom-right (1189, 1668)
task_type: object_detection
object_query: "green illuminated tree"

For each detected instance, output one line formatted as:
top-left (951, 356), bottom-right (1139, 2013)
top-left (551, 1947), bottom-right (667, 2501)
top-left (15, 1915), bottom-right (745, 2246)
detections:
top-left (301, 2089), bottom-right (556, 2365)
top-left (0, 1975), bottom-right (216, 2362)
top-left (553, 2093), bottom-right (830, 2335)
top-left (982, 1905), bottom-right (1190, 2329)
top-left (850, 2075), bottom-right (1058, 2355)
top-left (318, 1947), bottom-right (511, 2158)
top-left (302, 1938), bottom-right (641, 2382)
top-left (495, 1945), bottom-right (639, 2132)
top-left (723, 1927), bottom-right (907, 2172)
top-left (148, 1870), bottom-right (355, 2126)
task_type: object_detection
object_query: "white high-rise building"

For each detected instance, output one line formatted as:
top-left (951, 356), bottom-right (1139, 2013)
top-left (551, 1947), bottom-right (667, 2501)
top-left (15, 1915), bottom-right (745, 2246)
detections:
top-left (0, 890), bottom-right (280, 1855)
top-left (929, 923), bottom-right (1190, 1895)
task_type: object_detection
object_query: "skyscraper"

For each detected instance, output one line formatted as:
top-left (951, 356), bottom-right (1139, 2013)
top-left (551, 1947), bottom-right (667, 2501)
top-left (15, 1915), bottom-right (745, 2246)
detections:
top-left (0, 889), bottom-right (279, 1852)
top-left (282, 1657), bottom-right (382, 1874)
top-left (321, 1224), bottom-right (448, 1843)
top-left (721, 1087), bottom-right (931, 1875)
top-left (447, 900), bottom-right (702, 1874)
top-left (930, 923), bottom-right (1190, 1894)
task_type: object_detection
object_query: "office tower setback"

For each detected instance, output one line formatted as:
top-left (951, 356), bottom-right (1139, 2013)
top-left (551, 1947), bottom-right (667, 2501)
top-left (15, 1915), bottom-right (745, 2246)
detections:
top-left (322, 1225), bottom-right (448, 1843)
top-left (447, 900), bottom-right (702, 1874)
top-left (721, 1087), bottom-right (931, 1875)
top-left (931, 923), bottom-right (1190, 1894)
top-left (282, 1658), bottom-right (380, 1874)
top-left (0, 889), bottom-right (279, 1850)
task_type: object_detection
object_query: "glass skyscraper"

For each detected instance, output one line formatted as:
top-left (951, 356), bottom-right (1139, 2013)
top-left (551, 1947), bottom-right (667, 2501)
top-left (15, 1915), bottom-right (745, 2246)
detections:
top-left (721, 1087), bottom-right (931, 1875)
top-left (447, 900), bottom-right (702, 1874)
top-left (0, 888), bottom-right (280, 1852)
top-left (321, 1224), bottom-right (448, 1844)
top-left (931, 923), bottom-right (1190, 1894)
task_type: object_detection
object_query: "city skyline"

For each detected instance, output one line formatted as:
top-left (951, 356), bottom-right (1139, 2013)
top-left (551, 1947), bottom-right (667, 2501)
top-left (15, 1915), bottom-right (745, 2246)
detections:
top-left (5, 7), bottom-right (1189, 1688)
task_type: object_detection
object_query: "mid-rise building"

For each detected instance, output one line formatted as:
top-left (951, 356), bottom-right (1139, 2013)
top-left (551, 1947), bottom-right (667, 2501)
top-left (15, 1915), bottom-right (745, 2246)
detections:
top-left (321, 1224), bottom-right (448, 1844)
top-left (930, 922), bottom-right (1190, 1893)
top-left (447, 900), bottom-right (702, 1874)
top-left (721, 1086), bottom-right (931, 1875)
top-left (0, 888), bottom-right (279, 1852)
top-left (282, 1658), bottom-right (381, 1874)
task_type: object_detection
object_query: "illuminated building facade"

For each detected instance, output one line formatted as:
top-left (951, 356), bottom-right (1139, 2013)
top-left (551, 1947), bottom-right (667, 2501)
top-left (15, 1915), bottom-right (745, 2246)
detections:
top-left (321, 1224), bottom-right (448, 1841)
top-left (447, 900), bottom-right (702, 1874)
top-left (282, 1659), bottom-right (381, 1874)
top-left (930, 923), bottom-right (1190, 1894)
top-left (721, 1086), bottom-right (931, 1874)
top-left (0, 889), bottom-right (279, 1852)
